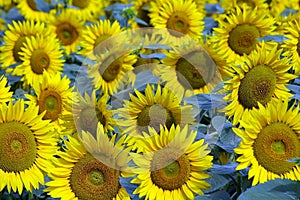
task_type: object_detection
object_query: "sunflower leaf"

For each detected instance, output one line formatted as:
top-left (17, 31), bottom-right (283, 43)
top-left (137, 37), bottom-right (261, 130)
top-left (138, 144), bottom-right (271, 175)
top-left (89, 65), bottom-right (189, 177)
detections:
top-left (237, 179), bottom-right (300, 200)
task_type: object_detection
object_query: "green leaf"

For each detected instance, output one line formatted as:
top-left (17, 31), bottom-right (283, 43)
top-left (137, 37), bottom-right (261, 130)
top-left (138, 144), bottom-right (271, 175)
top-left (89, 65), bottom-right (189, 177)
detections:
top-left (238, 179), bottom-right (300, 200)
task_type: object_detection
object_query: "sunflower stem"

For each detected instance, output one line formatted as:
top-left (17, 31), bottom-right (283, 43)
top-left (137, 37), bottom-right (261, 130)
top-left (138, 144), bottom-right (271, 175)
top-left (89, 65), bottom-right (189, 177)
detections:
top-left (28, 192), bottom-right (33, 200)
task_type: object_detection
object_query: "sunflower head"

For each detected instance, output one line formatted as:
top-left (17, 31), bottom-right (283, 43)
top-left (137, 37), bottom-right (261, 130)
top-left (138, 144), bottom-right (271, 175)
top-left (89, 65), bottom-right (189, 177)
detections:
top-left (45, 123), bottom-right (131, 199)
top-left (0, 100), bottom-right (57, 194)
top-left (223, 42), bottom-right (295, 125)
top-left (234, 99), bottom-right (300, 185)
top-left (48, 9), bottom-right (84, 54)
top-left (130, 125), bottom-right (213, 199)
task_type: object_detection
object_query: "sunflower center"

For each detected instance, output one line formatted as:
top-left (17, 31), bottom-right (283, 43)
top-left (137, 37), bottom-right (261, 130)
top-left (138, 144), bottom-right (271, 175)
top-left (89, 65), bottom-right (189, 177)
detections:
top-left (271, 140), bottom-right (286, 154)
top-left (236, 0), bottom-right (256, 7)
top-left (38, 90), bottom-right (62, 121)
top-left (56, 23), bottom-right (79, 45)
top-left (96, 108), bottom-right (107, 126)
top-left (162, 160), bottom-right (180, 178)
top-left (253, 122), bottom-right (300, 175)
top-left (30, 49), bottom-right (50, 74)
top-left (11, 140), bottom-right (22, 152)
top-left (137, 2), bottom-right (150, 27)
top-left (72, 0), bottom-right (90, 9)
top-left (78, 107), bottom-right (99, 135)
top-left (228, 24), bottom-right (260, 55)
top-left (151, 149), bottom-right (190, 190)
top-left (70, 153), bottom-right (120, 200)
top-left (167, 12), bottom-right (189, 37)
top-left (13, 36), bottom-right (28, 62)
top-left (238, 65), bottom-right (276, 109)
top-left (137, 104), bottom-right (176, 133)
top-left (93, 35), bottom-right (111, 55)
top-left (27, 0), bottom-right (38, 10)
top-left (98, 55), bottom-right (122, 82)
top-left (176, 50), bottom-right (216, 89)
top-left (27, 0), bottom-right (50, 10)
top-left (87, 169), bottom-right (105, 186)
top-left (0, 121), bottom-right (37, 172)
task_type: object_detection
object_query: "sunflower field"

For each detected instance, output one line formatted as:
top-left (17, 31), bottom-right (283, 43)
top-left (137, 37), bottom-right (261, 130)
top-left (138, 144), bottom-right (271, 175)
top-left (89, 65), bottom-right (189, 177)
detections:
top-left (0, 0), bottom-right (300, 199)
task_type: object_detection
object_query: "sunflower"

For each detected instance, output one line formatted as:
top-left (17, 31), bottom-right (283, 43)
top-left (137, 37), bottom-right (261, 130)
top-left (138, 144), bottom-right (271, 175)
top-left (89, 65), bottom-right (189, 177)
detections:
top-left (47, 9), bottom-right (85, 55)
top-left (45, 123), bottom-right (131, 200)
top-left (66, 90), bottom-right (116, 137)
top-left (25, 71), bottom-right (73, 136)
top-left (0, 75), bottom-right (13, 103)
top-left (268, 0), bottom-right (296, 18)
top-left (14, 34), bottom-right (64, 86)
top-left (0, 99), bottom-right (57, 195)
top-left (234, 98), bottom-right (300, 185)
top-left (223, 42), bottom-right (296, 126)
top-left (129, 0), bottom-right (152, 28)
top-left (116, 84), bottom-right (195, 151)
top-left (16, 0), bottom-right (52, 22)
top-left (67, 0), bottom-right (102, 21)
top-left (149, 0), bottom-right (205, 41)
top-left (159, 40), bottom-right (222, 99)
top-left (87, 46), bottom-right (137, 95)
top-left (220, 0), bottom-right (268, 13)
top-left (210, 5), bottom-right (276, 65)
top-left (129, 125), bottom-right (213, 199)
top-left (0, 20), bottom-right (52, 70)
top-left (79, 19), bottom-right (122, 59)
top-left (280, 18), bottom-right (300, 75)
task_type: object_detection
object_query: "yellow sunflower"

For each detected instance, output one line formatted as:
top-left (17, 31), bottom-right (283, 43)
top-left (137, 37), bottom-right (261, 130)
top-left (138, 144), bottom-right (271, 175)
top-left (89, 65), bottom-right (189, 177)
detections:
top-left (47, 9), bottom-right (85, 55)
top-left (0, 20), bottom-right (52, 70)
top-left (280, 18), bottom-right (300, 75)
top-left (149, 0), bottom-right (205, 41)
top-left (66, 90), bottom-right (116, 137)
top-left (16, 0), bottom-right (52, 22)
top-left (210, 5), bottom-right (276, 65)
top-left (223, 42), bottom-right (296, 126)
top-left (14, 34), bottom-right (64, 86)
top-left (0, 75), bottom-right (13, 103)
top-left (25, 71), bottom-right (73, 135)
top-left (45, 123), bottom-right (131, 200)
top-left (0, 99), bottom-right (57, 195)
top-left (67, 0), bottom-right (103, 21)
top-left (220, 0), bottom-right (268, 13)
top-left (130, 125), bottom-right (213, 199)
top-left (234, 98), bottom-right (300, 185)
top-left (159, 41), bottom-right (222, 99)
top-left (268, 0), bottom-right (297, 18)
top-left (79, 19), bottom-right (122, 59)
top-left (116, 84), bottom-right (195, 151)
top-left (129, 0), bottom-right (152, 28)
top-left (87, 46), bottom-right (137, 95)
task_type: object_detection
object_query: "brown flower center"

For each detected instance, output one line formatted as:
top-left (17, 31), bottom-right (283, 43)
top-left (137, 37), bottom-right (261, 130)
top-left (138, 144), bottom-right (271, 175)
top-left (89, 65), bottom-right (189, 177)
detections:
top-left (253, 122), bottom-right (300, 175)
top-left (98, 54), bottom-right (123, 82)
top-left (56, 23), bottom-right (79, 45)
top-left (30, 49), bottom-right (50, 74)
top-left (38, 90), bottom-right (62, 121)
top-left (0, 121), bottom-right (37, 172)
top-left (72, 0), bottom-right (90, 9)
top-left (167, 12), bottom-right (190, 37)
top-left (151, 149), bottom-right (190, 190)
top-left (176, 50), bottom-right (216, 89)
top-left (238, 65), bottom-right (276, 109)
top-left (70, 153), bottom-right (121, 200)
top-left (228, 24), bottom-right (260, 55)
top-left (13, 36), bottom-right (28, 62)
top-left (137, 104), bottom-right (176, 134)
